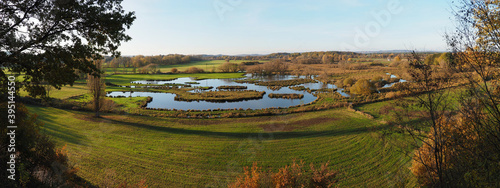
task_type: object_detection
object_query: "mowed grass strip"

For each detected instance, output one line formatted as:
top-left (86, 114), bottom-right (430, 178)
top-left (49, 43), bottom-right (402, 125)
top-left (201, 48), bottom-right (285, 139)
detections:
top-left (28, 105), bottom-right (416, 187)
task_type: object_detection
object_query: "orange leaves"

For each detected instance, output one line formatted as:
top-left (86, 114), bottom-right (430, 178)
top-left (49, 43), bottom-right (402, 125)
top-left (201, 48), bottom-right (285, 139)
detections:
top-left (272, 160), bottom-right (305, 188)
top-left (229, 160), bottom-right (337, 188)
top-left (410, 115), bottom-right (481, 187)
top-left (229, 162), bottom-right (261, 188)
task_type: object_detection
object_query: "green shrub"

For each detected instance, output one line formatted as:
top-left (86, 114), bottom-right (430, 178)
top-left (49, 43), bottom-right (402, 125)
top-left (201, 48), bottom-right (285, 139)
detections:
top-left (343, 78), bottom-right (354, 87)
top-left (350, 79), bottom-right (376, 95)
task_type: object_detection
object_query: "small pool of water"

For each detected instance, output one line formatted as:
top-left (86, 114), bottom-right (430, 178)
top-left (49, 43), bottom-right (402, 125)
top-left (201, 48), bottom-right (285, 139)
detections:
top-left (382, 73), bottom-right (407, 88)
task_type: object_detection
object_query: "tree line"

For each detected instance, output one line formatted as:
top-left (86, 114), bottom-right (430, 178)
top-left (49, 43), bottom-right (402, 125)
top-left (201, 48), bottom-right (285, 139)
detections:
top-left (104, 54), bottom-right (200, 68)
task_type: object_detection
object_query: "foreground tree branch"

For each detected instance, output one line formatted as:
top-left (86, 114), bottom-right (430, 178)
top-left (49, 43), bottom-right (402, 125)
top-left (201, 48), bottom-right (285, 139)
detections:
top-left (0, 0), bottom-right (135, 97)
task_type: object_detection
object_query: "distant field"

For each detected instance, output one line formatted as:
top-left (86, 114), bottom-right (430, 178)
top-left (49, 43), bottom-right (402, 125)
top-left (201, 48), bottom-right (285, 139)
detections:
top-left (105, 72), bottom-right (245, 85)
top-left (350, 58), bottom-right (392, 64)
top-left (19, 73), bottom-right (245, 99)
top-left (157, 60), bottom-right (263, 72)
top-left (28, 104), bottom-right (417, 187)
top-left (103, 60), bottom-right (266, 74)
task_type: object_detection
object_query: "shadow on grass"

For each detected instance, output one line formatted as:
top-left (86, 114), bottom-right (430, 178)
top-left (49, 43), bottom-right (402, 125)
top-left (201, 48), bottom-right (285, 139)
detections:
top-left (103, 117), bottom-right (391, 140)
top-left (31, 107), bottom-right (89, 146)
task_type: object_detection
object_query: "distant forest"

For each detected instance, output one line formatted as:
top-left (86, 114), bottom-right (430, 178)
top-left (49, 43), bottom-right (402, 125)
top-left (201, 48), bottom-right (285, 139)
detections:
top-left (103, 51), bottom-right (447, 69)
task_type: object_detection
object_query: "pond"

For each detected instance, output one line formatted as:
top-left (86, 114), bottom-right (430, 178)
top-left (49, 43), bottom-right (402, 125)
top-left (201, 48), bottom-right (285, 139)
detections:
top-left (382, 73), bottom-right (407, 88)
top-left (109, 74), bottom-right (325, 110)
top-left (107, 74), bottom-right (402, 110)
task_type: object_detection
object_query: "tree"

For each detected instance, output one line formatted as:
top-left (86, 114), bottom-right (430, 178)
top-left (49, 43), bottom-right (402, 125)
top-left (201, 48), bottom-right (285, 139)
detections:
top-left (436, 53), bottom-right (452, 72)
top-left (321, 54), bottom-right (332, 64)
top-left (256, 60), bottom-right (289, 75)
top-left (218, 62), bottom-right (239, 72)
top-left (343, 78), bottom-right (354, 87)
top-left (41, 80), bottom-right (53, 99)
top-left (0, 0), bottom-right (135, 97)
top-left (146, 64), bottom-right (158, 74)
top-left (0, 1), bottom-right (133, 186)
top-left (185, 67), bottom-right (204, 73)
top-left (87, 60), bottom-right (106, 117)
top-left (393, 55), bottom-right (401, 62)
top-left (438, 0), bottom-right (500, 186)
top-left (401, 52), bottom-right (454, 187)
top-left (350, 79), bottom-right (376, 95)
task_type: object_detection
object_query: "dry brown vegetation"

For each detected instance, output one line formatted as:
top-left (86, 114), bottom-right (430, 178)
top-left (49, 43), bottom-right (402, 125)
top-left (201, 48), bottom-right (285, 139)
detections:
top-left (268, 93), bottom-right (304, 99)
top-left (217, 85), bottom-right (248, 90)
top-left (184, 66), bottom-right (204, 73)
top-left (236, 78), bottom-right (317, 87)
top-left (174, 90), bottom-right (265, 102)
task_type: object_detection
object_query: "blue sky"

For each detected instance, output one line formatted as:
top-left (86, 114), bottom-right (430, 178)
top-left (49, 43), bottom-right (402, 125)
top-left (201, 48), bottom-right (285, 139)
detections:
top-left (118, 0), bottom-right (455, 55)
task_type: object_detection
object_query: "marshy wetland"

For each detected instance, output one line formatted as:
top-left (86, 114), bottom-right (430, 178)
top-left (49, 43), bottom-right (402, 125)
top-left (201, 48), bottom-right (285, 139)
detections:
top-left (106, 73), bottom-right (405, 111)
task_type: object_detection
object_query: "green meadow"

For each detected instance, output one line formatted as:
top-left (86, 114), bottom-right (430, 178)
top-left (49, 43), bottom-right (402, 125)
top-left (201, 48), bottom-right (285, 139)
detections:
top-left (29, 104), bottom-right (416, 187)
top-left (23, 65), bottom-right (421, 187)
top-left (156, 60), bottom-right (262, 72)
top-left (105, 72), bottom-right (245, 85)
top-left (103, 60), bottom-right (266, 74)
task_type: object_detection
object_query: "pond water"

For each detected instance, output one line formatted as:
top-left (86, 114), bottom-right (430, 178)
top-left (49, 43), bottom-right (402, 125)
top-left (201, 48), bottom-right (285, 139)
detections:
top-left (107, 74), bottom-right (401, 110)
top-left (382, 73), bottom-right (407, 88)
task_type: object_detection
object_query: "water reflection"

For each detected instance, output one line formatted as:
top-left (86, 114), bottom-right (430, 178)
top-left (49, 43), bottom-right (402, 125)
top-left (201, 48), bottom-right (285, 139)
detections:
top-left (107, 74), bottom-right (373, 110)
top-left (382, 73), bottom-right (407, 88)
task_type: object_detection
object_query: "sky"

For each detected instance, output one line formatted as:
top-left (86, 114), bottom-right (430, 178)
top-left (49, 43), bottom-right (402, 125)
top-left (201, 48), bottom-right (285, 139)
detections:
top-left (118, 0), bottom-right (455, 56)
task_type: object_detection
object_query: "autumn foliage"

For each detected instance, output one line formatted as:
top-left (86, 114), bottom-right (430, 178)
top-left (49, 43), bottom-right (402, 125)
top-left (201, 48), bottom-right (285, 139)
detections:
top-left (411, 113), bottom-right (500, 187)
top-left (350, 79), bottom-right (376, 96)
top-left (185, 66), bottom-right (204, 73)
top-left (229, 161), bottom-right (337, 188)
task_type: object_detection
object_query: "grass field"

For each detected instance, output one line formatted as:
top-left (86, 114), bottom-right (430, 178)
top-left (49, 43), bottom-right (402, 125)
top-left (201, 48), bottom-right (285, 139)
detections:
top-left (157, 60), bottom-right (263, 72)
top-left (18, 63), bottom-right (425, 187)
top-left (19, 73), bottom-right (245, 99)
top-left (104, 60), bottom-right (265, 74)
top-left (28, 104), bottom-right (417, 187)
top-left (19, 81), bottom-right (89, 99)
top-left (105, 73), bottom-right (245, 85)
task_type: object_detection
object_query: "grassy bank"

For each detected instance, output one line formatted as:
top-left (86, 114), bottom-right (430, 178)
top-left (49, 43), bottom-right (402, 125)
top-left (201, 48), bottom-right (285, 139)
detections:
top-left (28, 104), bottom-right (416, 187)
